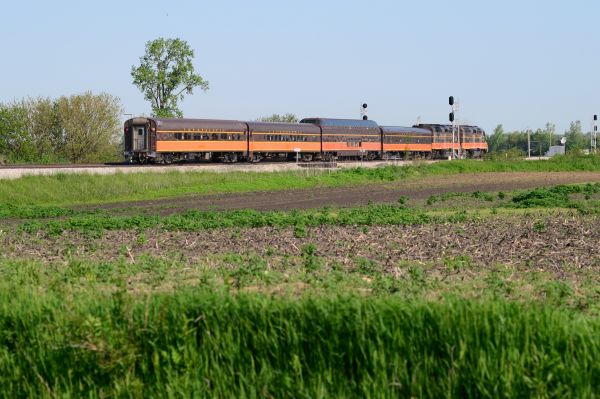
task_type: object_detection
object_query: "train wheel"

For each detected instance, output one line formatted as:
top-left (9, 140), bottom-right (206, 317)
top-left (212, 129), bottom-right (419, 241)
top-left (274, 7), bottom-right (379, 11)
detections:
top-left (223, 153), bottom-right (238, 163)
top-left (249, 153), bottom-right (263, 163)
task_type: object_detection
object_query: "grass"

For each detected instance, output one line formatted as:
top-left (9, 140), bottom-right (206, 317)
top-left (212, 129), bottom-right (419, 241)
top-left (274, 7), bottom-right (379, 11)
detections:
top-left (1, 282), bottom-right (600, 397)
top-left (2, 154), bottom-right (600, 206)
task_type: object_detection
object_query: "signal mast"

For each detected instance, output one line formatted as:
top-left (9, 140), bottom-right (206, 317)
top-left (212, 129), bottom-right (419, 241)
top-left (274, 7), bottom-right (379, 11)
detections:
top-left (593, 114), bottom-right (597, 154)
top-left (449, 96), bottom-right (460, 159)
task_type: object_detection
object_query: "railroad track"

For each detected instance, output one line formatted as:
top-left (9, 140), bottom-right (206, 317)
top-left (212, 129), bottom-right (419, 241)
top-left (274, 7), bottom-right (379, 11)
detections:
top-left (0, 159), bottom-right (428, 170)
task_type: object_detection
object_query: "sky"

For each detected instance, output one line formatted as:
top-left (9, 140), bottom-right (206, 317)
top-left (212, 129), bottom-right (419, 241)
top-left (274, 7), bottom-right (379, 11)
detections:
top-left (1, 0), bottom-right (599, 133)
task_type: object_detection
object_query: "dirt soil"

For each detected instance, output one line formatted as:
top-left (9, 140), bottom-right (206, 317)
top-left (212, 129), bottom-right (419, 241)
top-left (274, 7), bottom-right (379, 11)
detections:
top-left (4, 215), bottom-right (600, 271)
top-left (92, 172), bottom-right (600, 214)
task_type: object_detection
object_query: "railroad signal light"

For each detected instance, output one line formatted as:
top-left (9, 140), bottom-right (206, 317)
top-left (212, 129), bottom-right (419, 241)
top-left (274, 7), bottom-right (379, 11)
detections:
top-left (449, 96), bottom-right (454, 106)
top-left (449, 112), bottom-right (455, 122)
top-left (595, 114), bottom-right (598, 121)
top-left (360, 102), bottom-right (368, 120)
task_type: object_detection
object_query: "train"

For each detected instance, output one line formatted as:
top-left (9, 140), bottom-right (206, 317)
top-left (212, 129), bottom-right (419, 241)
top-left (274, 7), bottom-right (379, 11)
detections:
top-left (123, 117), bottom-right (487, 164)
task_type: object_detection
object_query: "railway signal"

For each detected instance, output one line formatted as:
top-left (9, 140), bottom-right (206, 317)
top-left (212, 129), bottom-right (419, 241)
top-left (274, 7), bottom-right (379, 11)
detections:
top-left (449, 96), bottom-right (460, 159)
top-left (360, 103), bottom-right (368, 120)
top-left (593, 115), bottom-right (597, 153)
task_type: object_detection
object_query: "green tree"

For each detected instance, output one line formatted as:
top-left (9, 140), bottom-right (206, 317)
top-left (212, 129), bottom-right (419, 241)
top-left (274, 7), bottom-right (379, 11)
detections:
top-left (0, 102), bottom-right (33, 162)
top-left (56, 92), bottom-right (122, 163)
top-left (257, 113), bottom-right (299, 123)
top-left (544, 122), bottom-right (556, 150)
top-left (565, 120), bottom-right (587, 152)
top-left (131, 38), bottom-right (209, 118)
top-left (486, 124), bottom-right (506, 153)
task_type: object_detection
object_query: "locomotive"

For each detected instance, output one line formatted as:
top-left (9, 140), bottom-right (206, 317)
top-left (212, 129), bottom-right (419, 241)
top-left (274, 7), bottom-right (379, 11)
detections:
top-left (123, 116), bottom-right (487, 164)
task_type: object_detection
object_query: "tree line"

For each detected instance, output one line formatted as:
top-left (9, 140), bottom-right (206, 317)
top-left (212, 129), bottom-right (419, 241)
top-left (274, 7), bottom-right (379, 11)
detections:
top-left (0, 92), bottom-right (122, 164)
top-left (486, 121), bottom-right (592, 156)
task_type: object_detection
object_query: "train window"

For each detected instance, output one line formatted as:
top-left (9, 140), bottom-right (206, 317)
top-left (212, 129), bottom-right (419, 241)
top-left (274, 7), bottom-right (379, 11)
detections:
top-left (175, 133), bottom-right (182, 140)
top-left (193, 133), bottom-right (201, 140)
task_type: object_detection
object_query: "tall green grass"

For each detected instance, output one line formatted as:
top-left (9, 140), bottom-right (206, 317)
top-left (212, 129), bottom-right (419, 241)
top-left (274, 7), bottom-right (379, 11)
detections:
top-left (0, 289), bottom-right (599, 397)
top-left (2, 155), bottom-right (600, 206)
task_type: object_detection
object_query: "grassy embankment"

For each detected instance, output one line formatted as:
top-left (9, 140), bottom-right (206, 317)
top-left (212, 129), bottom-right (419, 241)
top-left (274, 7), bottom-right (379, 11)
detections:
top-left (2, 154), bottom-right (600, 206)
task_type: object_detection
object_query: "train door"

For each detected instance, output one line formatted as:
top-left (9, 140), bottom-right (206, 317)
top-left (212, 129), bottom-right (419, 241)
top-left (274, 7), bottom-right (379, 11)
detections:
top-left (133, 126), bottom-right (147, 151)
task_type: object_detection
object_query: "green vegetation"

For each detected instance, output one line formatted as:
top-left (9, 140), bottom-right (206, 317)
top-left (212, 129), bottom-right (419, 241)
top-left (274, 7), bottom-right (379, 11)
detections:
top-left (3, 163), bottom-right (600, 396)
top-left (16, 204), bottom-right (432, 236)
top-left (3, 155), bottom-right (600, 206)
top-left (1, 252), bottom-right (600, 397)
top-left (8, 183), bottom-right (599, 236)
top-left (487, 121), bottom-right (591, 155)
top-left (256, 113), bottom-right (299, 123)
top-left (0, 93), bottom-right (122, 164)
top-left (131, 37), bottom-right (209, 118)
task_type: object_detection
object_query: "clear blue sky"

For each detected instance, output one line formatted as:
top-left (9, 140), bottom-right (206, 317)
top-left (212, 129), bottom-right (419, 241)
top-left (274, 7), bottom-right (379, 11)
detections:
top-left (2, 0), bottom-right (598, 133)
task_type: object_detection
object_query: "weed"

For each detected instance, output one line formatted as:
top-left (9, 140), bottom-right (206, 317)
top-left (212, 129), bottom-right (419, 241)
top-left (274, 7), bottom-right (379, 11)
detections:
top-left (302, 243), bottom-right (321, 272)
top-left (355, 257), bottom-right (379, 274)
top-left (293, 224), bottom-right (307, 238)
top-left (533, 220), bottom-right (547, 233)
top-left (443, 255), bottom-right (474, 271)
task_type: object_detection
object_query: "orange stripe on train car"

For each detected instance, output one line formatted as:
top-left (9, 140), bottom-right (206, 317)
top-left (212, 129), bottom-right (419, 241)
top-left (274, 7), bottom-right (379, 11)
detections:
top-left (156, 141), bottom-right (247, 152)
top-left (461, 143), bottom-right (488, 149)
top-left (322, 142), bottom-right (380, 151)
top-left (249, 142), bottom-right (321, 152)
top-left (383, 144), bottom-right (432, 151)
top-left (432, 143), bottom-right (461, 150)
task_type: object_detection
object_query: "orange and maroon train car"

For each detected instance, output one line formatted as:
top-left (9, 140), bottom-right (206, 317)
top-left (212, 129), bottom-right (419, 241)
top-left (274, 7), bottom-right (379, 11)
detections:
top-left (414, 123), bottom-right (488, 158)
top-left (300, 118), bottom-right (382, 160)
top-left (124, 117), bottom-right (487, 163)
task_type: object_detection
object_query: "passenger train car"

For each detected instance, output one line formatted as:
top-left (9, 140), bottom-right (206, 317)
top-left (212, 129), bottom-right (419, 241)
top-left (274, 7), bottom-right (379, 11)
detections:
top-left (123, 116), bottom-right (487, 163)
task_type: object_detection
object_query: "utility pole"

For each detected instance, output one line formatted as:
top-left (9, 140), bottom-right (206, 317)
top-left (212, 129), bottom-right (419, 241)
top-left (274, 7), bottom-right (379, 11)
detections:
top-left (527, 128), bottom-right (531, 158)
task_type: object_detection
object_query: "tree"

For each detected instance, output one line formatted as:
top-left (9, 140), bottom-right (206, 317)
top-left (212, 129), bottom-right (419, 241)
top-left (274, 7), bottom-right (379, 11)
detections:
top-left (565, 120), bottom-right (587, 152)
top-left (56, 92), bottom-right (122, 162)
top-left (256, 113), bottom-right (299, 123)
top-left (131, 38), bottom-right (209, 118)
top-left (0, 93), bottom-right (122, 164)
top-left (0, 102), bottom-right (32, 162)
top-left (486, 124), bottom-right (506, 153)
top-left (543, 122), bottom-right (556, 149)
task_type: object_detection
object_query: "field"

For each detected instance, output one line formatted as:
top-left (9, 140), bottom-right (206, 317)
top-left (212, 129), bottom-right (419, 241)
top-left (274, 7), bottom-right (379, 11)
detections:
top-left (2, 156), bottom-right (600, 397)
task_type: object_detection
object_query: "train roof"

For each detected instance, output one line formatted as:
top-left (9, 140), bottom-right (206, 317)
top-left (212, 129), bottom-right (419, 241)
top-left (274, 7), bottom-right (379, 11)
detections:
top-left (246, 121), bottom-right (320, 133)
top-left (129, 117), bottom-right (248, 131)
top-left (380, 126), bottom-right (431, 134)
top-left (300, 118), bottom-right (379, 128)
